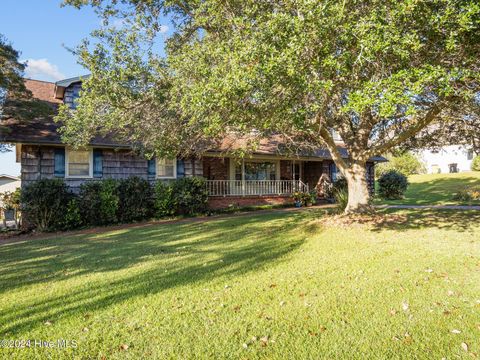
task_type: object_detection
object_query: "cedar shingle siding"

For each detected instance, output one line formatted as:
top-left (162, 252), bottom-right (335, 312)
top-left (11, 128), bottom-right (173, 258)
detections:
top-left (20, 145), bottom-right (203, 191)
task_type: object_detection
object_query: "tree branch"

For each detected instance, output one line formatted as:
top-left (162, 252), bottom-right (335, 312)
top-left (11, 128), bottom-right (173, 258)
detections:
top-left (319, 125), bottom-right (349, 172)
top-left (366, 105), bottom-right (443, 158)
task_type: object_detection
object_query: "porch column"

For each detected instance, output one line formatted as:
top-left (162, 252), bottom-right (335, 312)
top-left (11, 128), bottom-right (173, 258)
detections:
top-left (241, 159), bottom-right (245, 197)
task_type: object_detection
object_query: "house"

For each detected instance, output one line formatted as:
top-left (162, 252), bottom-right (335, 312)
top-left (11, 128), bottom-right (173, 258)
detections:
top-left (1, 77), bottom-right (385, 209)
top-left (0, 174), bottom-right (21, 194)
top-left (417, 146), bottom-right (476, 174)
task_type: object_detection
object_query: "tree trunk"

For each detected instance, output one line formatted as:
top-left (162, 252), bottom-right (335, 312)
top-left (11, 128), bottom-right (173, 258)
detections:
top-left (343, 161), bottom-right (373, 214)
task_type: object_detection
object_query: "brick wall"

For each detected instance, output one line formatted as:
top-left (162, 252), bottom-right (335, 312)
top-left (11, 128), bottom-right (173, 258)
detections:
top-left (303, 161), bottom-right (324, 189)
top-left (203, 157), bottom-right (229, 180)
top-left (367, 161), bottom-right (375, 195)
top-left (280, 160), bottom-right (293, 180)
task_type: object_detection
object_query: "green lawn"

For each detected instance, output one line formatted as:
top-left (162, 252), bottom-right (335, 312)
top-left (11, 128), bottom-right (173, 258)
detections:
top-left (1, 210), bottom-right (479, 359)
top-left (377, 171), bottom-right (480, 205)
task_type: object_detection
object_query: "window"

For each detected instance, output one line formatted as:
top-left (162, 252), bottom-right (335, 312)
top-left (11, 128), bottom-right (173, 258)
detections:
top-left (329, 162), bottom-right (338, 182)
top-left (66, 149), bottom-right (92, 178)
top-left (467, 150), bottom-right (474, 160)
top-left (156, 158), bottom-right (176, 179)
top-left (235, 161), bottom-right (277, 181)
top-left (64, 83), bottom-right (82, 109)
top-left (330, 129), bottom-right (342, 142)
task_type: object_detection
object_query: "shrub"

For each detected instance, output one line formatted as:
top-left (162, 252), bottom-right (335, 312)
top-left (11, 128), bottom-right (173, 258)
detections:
top-left (377, 170), bottom-right (409, 200)
top-left (293, 191), bottom-right (318, 206)
top-left (117, 176), bottom-right (154, 222)
top-left (331, 177), bottom-right (349, 211)
top-left (376, 151), bottom-right (425, 177)
top-left (472, 155), bottom-right (480, 171)
top-left (154, 177), bottom-right (208, 217)
top-left (20, 179), bottom-right (72, 231)
top-left (172, 177), bottom-right (209, 215)
top-left (154, 181), bottom-right (176, 217)
top-left (64, 197), bottom-right (82, 230)
top-left (0, 188), bottom-right (21, 211)
top-left (453, 187), bottom-right (480, 202)
top-left (79, 179), bottom-right (119, 226)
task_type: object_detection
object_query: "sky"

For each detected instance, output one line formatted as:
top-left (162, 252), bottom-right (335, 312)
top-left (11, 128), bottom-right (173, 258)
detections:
top-left (0, 0), bottom-right (171, 176)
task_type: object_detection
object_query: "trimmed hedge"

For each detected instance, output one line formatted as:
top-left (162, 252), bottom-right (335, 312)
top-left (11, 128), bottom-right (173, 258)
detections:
top-left (153, 177), bottom-right (208, 218)
top-left (79, 179), bottom-right (119, 226)
top-left (20, 176), bottom-right (209, 232)
top-left (118, 177), bottom-right (154, 222)
top-left (20, 178), bottom-right (72, 231)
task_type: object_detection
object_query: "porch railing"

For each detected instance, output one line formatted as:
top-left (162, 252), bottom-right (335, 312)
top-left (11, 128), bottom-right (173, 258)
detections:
top-left (206, 180), bottom-right (309, 197)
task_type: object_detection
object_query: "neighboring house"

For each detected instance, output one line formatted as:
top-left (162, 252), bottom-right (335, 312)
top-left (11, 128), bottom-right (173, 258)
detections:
top-left (417, 145), bottom-right (476, 174)
top-left (0, 174), bottom-right (21, 194)
top-left (1, 78), bottom-right (385, 209)
top-left (0, 174), bottom-right (20, 216)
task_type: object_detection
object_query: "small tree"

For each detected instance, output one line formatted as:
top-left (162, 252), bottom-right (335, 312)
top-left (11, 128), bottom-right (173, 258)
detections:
top-left (472, 155), bottom-right (480, 172)
top-left (376, 151), bottom-right (425, 177)
top-left (0, 188), bottom-right (21, 228)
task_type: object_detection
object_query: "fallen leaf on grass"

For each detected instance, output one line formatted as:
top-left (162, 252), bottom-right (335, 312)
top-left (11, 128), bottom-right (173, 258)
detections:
top-left (120, 344), bottom-right (129, 351)
top-left (260, 336), bottom-right (269, 347)
top-left (44, 321), bottom-right (52, 326)
top-left (451, 329), bottom-right (461, 334)
top-left (403, 332), bottom-right (413, 345)
top-left (402, 302), bottom-right (409, 311)
top-left (461, 342), bottom-right (469, 352)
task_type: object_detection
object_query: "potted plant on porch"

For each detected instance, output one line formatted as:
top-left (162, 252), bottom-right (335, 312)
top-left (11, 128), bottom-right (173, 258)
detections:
top-left (293, 191), bottom-right (304, 207)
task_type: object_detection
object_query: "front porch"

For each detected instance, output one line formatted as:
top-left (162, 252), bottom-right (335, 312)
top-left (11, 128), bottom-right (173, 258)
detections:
top-left (206, 179), bottom-right (309, 197)
top-left (202, 155), bottom-right (376, 203)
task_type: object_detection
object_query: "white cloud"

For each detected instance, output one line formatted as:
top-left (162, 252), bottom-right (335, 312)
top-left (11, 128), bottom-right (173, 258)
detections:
top-left (159, 25), bottom-right (169, 33)
top-left (23, 59), bottom-right (65, 82)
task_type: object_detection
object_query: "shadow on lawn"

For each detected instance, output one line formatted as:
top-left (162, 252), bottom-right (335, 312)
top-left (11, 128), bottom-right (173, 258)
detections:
top-left (390, 176), bottom-right (480, 205)
top-left (371, 209), bottom-right (480, 232)
top-left (0, 212), bottom-right (308, 335)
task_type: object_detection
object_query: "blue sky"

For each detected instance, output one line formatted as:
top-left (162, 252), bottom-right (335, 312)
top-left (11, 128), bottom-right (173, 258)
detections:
top-left (0, 0), bottom-right (171, 175)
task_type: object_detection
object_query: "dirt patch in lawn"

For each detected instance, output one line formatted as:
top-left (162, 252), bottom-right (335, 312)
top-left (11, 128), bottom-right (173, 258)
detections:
top-left (317, 213), bottom-right (408, 229)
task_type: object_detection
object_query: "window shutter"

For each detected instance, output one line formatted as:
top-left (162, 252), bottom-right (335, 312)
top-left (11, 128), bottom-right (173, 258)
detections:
top-left (54, 148), bottom-right (65, 177)
top-left (177, 159), bottom-right (185, 178)
top-left (93, 149), bottom-right (103, 178)
top-left (148, 159), bottom-right (156, 176)
top-left (329, 163), bottom-right (337, 181)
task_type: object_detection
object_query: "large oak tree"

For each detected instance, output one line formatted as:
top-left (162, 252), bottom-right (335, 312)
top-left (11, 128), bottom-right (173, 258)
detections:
top-left (59, 0), bottom-right (480, 213)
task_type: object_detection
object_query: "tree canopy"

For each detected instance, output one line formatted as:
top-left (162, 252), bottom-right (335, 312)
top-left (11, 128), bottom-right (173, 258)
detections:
top-left (59, 0), bottom-right (480, 212)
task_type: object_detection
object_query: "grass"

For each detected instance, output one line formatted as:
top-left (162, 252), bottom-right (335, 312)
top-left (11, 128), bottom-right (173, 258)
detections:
top-left (377, 171), bottom-right (480, 205)
top-left (0, 209), bottom-right (479, 359)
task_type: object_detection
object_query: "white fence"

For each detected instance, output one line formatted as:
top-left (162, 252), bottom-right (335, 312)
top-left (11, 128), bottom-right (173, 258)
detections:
top-left (206, 180), bottom-right (309, 197)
